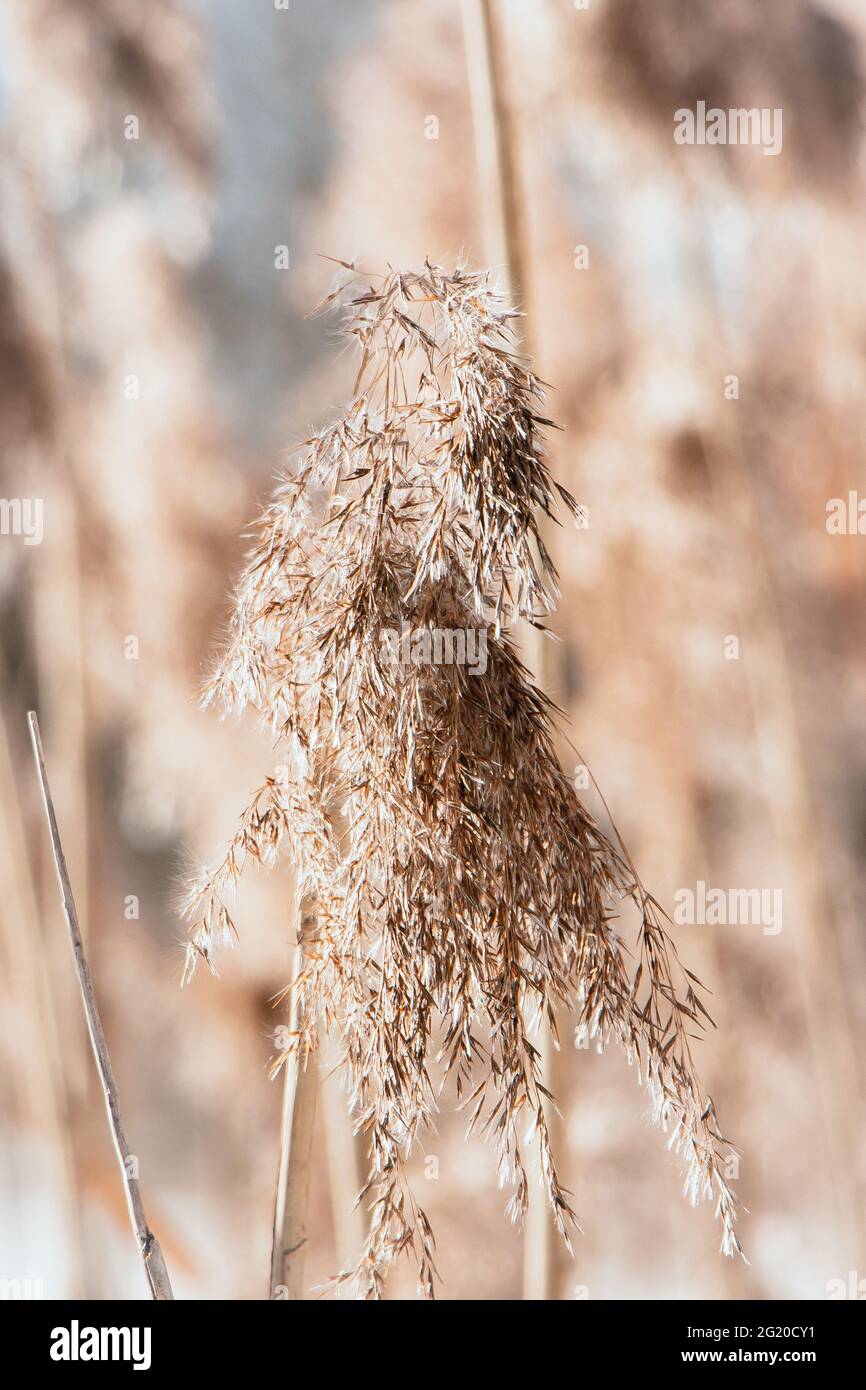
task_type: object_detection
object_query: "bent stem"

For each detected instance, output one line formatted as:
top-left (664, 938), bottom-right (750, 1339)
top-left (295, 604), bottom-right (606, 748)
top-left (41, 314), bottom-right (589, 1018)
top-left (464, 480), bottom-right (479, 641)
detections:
top-left (27, 711), bottom-right (174, 1301)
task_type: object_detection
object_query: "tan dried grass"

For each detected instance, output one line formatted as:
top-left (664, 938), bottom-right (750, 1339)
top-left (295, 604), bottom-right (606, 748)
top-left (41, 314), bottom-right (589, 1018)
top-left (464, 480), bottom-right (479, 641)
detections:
top-left (182, 262), bottom-right (742, 1297)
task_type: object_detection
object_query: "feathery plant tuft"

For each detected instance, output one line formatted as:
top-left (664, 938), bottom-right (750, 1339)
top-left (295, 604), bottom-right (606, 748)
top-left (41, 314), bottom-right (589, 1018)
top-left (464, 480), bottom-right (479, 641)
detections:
top-left (181, 262), bottom-right (742, 1297)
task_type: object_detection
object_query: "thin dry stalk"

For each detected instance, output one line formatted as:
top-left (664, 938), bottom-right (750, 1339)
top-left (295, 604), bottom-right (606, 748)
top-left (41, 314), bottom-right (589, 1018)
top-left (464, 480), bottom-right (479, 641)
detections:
top-left (461, 0), bottom-right (565, 1299)
top-left (0, 703), bottom-right (84, 1293)
top-left (28, 711), bottom-right (174, 1301)
top-left (321, 1034), bottom-right (368, 1273)
top-left (183, 265), bottom-right (742, 1299)
top-left (460, 0), bottom-right (527, 307)
top-left (272, 832), bottom-right (367, 1290)
top-left (270, 903), bottom-right (319, 1300)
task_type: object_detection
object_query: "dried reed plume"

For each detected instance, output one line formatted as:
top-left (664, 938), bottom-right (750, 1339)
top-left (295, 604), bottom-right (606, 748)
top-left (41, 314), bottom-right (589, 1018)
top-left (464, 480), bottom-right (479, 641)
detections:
top-left (182, 262), bottom-right (742, 1297)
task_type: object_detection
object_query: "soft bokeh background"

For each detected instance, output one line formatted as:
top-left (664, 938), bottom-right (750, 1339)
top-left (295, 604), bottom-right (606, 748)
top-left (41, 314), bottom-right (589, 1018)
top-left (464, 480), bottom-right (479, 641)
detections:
top-left (1, 0), bottom-right (864, 1300)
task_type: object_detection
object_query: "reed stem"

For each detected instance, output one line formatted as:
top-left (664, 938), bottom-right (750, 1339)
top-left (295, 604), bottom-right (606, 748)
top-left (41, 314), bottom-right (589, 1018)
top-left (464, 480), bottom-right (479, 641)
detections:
top-left (28, 711), bottom-right (173, 1300)
top-left (270, 903), bottom-right (319, 1299)
top-left (461, 0), bottom-right (567, 1301)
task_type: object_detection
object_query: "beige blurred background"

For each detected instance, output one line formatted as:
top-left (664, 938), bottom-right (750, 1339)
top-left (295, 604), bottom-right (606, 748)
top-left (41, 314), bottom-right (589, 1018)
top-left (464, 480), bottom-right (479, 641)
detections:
top-left (1, 0), bottom-right (864, 1300)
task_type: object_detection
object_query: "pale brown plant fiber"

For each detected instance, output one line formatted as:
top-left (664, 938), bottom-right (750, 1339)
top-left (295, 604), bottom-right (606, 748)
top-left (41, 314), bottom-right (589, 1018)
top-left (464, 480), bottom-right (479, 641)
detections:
top-left (181, 263), bottom-right (742, 1297)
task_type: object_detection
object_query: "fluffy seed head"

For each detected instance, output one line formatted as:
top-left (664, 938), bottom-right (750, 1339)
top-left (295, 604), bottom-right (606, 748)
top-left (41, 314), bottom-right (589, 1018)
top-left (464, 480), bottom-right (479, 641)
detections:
top-left (182, 262), bottom-right (742, 1296)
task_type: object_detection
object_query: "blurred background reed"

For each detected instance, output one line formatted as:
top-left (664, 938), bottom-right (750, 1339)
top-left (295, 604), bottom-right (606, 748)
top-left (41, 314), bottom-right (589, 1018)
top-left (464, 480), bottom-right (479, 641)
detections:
top-left (1, 0), bottom-right (864, 1299)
